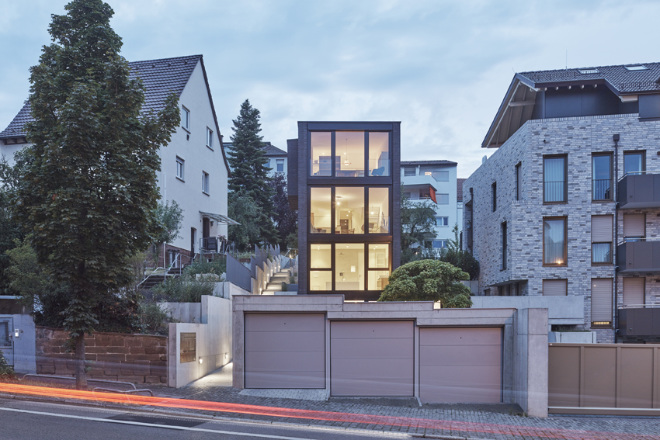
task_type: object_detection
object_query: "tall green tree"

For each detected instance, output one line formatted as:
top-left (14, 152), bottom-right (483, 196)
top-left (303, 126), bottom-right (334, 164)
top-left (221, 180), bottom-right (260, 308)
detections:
top-left (400, 190), bottom-right (437, 263)
top-left (0, 158), bottom-right (24, 294)
top-left (226, 100), bottom-right (277, 247)
top-left (15, 0), bottom-right (179, 389)
top-left (271, 173), bottom-right (297, 250)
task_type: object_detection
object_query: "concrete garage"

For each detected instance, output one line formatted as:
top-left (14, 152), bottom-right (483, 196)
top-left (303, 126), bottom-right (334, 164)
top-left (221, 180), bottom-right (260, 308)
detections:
top-left (331, 321), bottom-right (414, 396)
top-left (244, 313), bottom-right (325, 388)
top-left (419, 327), bottom-right (502, 403)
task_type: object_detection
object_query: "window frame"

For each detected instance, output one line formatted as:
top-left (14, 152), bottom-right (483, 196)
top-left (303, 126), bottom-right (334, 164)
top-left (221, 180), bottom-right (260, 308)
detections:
top-left (501, 221), bottom-right (507, 270)
top-left (176, 156), bottom-right (185, 181)
top-left (182, 106), bottom-right (190, 132)
top-left (492, 182), bottom-right (497, 212)
top-left (623, 150), bottom-right (646, 176)
top-left (543, 216), bottom-right (567, 266)
top-left (206, 127), bottom-right (214, 150)
top-left (592, 152), bottom-right (613, 202)
top-left (437, 193), bottom-right (449, 205)
top-left (591, 215), bottom-right (613, 265)
top-left (309, 130), bottom-right (391, 178)
top-left (543, 154), bottom-right (567, 204)
top-left (515, 162), bottom-right (521, 201)
top-left (276, 159), bottom-right (285, 173)
top-left (591, 278), bottom-right (613, 328)
top-left (436, 216), bottom-right (449, 227)
top-left (202, 171), bottom-right (210, 195)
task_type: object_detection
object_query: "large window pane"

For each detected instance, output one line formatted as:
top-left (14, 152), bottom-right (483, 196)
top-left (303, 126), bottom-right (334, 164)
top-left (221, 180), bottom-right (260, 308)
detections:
top-left (335, 243), bottom-right (364, 290)
top-left (335, 187), bottom-right (364, 234)
top-left (310, 244), bottom-right (331, 268)
top-left (592, 154), bottom-right (612, 200)
top-left (543, 217), bottom-right (566, 265)
top-left (310, 271), bottom-right (332, 291)
top-left (368, 188), bottom-right (389, 233)
top-left (368, 244), bottom-right (389, 268)
top-left (311, 132), bottom-right (332, 176)
top-left (369, 132), bottom-right (389, 176)
top-left (336, 131), bottom-right (364, 177)
top-left (544, 156), bottom-right (566, 202)
top-left (624, 151), bottom-right (644, 176)
top-left (368, 270), bottom-right (390, 290)
top-left (592, 243), bottom-right (612, 263)
top-left (310, 188), bottom-right (331, 233)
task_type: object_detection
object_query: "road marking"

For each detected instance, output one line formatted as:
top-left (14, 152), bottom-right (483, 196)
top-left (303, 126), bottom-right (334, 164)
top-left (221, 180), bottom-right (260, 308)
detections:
top-left (0, 406), bottom-right (318, 440)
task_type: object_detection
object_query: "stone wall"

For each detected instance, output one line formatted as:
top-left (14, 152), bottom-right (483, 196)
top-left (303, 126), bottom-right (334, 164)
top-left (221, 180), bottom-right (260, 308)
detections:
top-left (36, 327), bottom-right (167, 384)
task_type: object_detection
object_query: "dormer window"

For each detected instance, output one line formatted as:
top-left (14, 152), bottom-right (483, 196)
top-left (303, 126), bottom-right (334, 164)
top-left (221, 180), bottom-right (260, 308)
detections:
top-left (625, 65), bottom-right (648, 71)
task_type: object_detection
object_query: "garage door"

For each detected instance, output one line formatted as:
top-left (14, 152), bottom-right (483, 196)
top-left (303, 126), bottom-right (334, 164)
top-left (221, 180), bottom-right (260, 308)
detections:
top-left (419, 327), bottom-right (502, 403)
top-left (331, 321), bottom-right (413, 396)
top-left (245, 313), bottom-right (325, 388)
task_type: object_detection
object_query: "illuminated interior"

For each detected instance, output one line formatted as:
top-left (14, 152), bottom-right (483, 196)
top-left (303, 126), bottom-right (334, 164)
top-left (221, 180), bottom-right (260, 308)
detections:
top-left (335, 187), bottom-right (364, 234)
top-left (310, 132), bottom-right (332, 176)
top-left (369, 132), bottom-right (389, 176)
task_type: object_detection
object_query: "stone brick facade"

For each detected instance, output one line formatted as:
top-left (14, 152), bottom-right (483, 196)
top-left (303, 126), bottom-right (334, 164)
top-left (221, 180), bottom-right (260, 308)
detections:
top-left (36, 327), bottom-right (168, 384)
top-left (464, 113), bottom-right (660, 343)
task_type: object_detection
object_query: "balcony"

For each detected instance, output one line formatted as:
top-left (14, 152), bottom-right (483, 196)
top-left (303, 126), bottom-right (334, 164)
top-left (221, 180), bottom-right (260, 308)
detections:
top-left (618, 173), bottom-right (660, 209)
top-left (402, 174), bottom-right (440, 191)
top-left (617, 240), bottom-right (660, 273)
top-left (617, 306), bottom-right (660, 339)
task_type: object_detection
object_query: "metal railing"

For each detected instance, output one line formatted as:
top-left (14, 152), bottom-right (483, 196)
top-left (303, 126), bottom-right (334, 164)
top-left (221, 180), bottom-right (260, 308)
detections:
top-left (592, 178), bottom-right (611, 200)
top-left (137, 252), bottom-right (181, 288)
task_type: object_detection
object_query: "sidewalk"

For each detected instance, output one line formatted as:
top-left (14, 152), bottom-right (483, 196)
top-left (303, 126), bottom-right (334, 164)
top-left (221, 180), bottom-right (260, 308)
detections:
top-left (141, 364), bottom-right (660, 440)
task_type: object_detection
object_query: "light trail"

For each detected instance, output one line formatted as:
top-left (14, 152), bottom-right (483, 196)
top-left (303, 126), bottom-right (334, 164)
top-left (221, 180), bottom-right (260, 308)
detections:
top-left (0, 383), bottom-right (657, 440)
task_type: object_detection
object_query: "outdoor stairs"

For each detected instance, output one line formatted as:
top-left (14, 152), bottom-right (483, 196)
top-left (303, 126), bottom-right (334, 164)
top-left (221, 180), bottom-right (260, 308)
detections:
top-left (139, 266), bottom-right (185, 290)
top-left (262, 268), bottom-right (291, 295)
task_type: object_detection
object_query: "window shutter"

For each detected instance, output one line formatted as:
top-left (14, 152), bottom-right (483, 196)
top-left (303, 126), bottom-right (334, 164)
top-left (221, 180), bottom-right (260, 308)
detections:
top-left (591, 215), bottom-right (613, 242)
top-left (623, 214), bottom-right (645, 238)
top-left (591, 278), bottom-right (613, 324)
top-left (622, 278), bottom-right (645, 307)
top-left (543, 279), bottom-right (567, 296)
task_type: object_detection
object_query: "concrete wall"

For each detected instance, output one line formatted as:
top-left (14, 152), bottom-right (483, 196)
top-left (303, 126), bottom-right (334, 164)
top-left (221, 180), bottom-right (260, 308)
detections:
top-left (472, 295), bottom-right (584, 325)
top-left (0, 313), bottom-right (36, 374)
top-left (168, 295), bottom-right (232, 387)
top-left (232, 295), bottom-right (549, 417)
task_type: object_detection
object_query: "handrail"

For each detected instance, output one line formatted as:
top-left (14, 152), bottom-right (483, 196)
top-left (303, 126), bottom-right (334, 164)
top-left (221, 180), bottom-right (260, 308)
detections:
top-left (619, 303), bottom-right (660, 309)
top-left (137, 252), bottom-right (181, 288)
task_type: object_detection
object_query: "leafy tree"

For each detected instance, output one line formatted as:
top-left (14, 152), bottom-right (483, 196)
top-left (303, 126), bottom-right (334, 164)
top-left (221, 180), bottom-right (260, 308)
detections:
top-left (378, 259), bottom-right (472, 308)
top-left (272, 174), bottom-right (297, 250)
top-left (437, 226), bottom-right (479, 280)
top-left (0, 159), bottom-right (24, 294)
top-left (228, 193), bottom-right (262, 252)
top-left (226, 100), bottom-right (278, 246)
top-left (14, 0), bottom-right (179, 389)
top-left (150, 200), bottom-right (183, 265)
top-left (400, 190), bottom-right (437, 264)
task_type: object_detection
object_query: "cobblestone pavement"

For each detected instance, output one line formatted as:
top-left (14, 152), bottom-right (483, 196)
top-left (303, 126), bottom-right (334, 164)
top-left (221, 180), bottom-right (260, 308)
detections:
top-left (139, 365), bottom-right (660, 440)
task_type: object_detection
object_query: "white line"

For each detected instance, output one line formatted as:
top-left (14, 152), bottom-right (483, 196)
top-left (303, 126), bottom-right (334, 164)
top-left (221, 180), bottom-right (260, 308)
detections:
top-left (0, 406), bottom-right (317, 440)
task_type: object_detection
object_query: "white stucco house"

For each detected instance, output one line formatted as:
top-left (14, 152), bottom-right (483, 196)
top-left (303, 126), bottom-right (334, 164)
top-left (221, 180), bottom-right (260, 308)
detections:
top-left (0, 54), bottom-right (233, 267)
top-left (224, 141), bottom-right (288, 178)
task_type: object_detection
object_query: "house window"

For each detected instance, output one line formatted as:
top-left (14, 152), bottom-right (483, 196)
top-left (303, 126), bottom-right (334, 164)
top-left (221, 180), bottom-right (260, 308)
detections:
top-left (623, 278), bottom-right (645, 307)
top-left (276, 159), bottom-right (285, 173)
top-left (310, 244), bottom-right (332, 291)
top-left (336, 131), bottom-right (365, 177)
top-left (311, 130), bottom-right (389, 178)
top-left (591, 215), bottom-right (613, 264)
top-left (310, 187), bottom-right (331, 234)
top-left (543, 217), bottom-right (567, 266)
top-left (404, 167), bottom-right (416, 176)
top-left (624, 151), bottom-right (645, 176)
top-left (176, 157), bottom-right (185, 181)
top-left (368, 187), bottom-right (389, 233)
top-left (623, 213), bottom-right (645, 241)
top-left (515, 162), bottom-right (521, 201)
top-left (335, 243), bottom-right (365, 291)
top-left (436, 216), bottom-right (449, 226)
top-left (368, 244), bottom-right (390, 290)
top-left (206, 127), bottom-right (213, 149)
top-left (310, 243), bottom-right (391, 292)
top-left (432, 239), bottom-right (447, 249)
top-left (543, 155), bottom-right (566, 203)
top-left (437, 193), bottom-right (449, 204)
top-left (335, 187), bottom-right (364, 234)
top-left (591, 278), bottom-right (613, 327)
top-left (310, 132), bottom-right (332, 176)
top-left (202, 171), bottom-right (210, 194)
top-left (491, 182), bottom-right (497, 211)
top-left (430, 170), bottom-right (449, 181)
top-left (543, 279), bottom-right (567, 296)
top-left (182, 106), bottom-right (190, 131)
top-left (368, 132), bottom-right (390, 176)
top-left (501, 221), bottom-right (507, 270)
top-left (592, 153), bottom-right (612, 201)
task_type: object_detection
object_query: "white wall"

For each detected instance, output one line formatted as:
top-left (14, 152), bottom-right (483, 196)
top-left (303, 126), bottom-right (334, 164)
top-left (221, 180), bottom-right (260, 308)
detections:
top-left (267, 156), bottom-right (287, 178)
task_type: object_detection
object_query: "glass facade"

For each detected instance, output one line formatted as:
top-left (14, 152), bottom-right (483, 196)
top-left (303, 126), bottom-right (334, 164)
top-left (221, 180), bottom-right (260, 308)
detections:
top-left (310, 130), bottom-right (390, 178)
top-left (310, 188), bottom-right (331, 233)
top-left (335, 187), bottom-right (364, 234)
top-left (310, 187), bottom-right (390, 235)
top-left (310, 132), bottom-right (332, 176)
top-left (368, 132), bottom-right (390, 176)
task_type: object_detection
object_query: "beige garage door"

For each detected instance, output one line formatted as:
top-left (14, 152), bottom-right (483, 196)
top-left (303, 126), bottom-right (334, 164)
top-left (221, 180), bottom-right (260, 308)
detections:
top-left (331, 320), bottom-right (414, 396)
top-left (419, 327), bottom-right (502, 403)
top-left (245, 313), bottom-right (325, 388)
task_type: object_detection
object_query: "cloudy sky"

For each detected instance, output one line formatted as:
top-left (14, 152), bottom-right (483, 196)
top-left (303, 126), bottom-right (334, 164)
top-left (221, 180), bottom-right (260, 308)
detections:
top-left (2, 0), bottom-right (660, 177)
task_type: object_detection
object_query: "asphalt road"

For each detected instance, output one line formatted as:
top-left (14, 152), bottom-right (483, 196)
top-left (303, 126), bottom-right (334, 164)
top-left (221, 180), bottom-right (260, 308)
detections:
top-left (0, 398), bottom-right (411, 440)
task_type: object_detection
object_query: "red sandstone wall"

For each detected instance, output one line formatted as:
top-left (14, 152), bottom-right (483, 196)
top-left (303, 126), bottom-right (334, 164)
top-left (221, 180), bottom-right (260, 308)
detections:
top-left (36, 327), bottom-right (168, 384)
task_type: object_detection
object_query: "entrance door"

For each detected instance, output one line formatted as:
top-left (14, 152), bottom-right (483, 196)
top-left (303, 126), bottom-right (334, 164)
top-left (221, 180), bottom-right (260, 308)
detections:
top-left (0, 318), bottom-right (13, 367)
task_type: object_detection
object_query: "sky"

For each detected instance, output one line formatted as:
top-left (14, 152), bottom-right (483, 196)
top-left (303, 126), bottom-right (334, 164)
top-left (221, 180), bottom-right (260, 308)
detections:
top-left (2, 0), bottom-right (660, 177)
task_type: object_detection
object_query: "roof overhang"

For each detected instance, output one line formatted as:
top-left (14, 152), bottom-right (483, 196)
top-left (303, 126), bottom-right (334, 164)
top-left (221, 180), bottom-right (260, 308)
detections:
top-left (199, 211), bottom-right (240, 225)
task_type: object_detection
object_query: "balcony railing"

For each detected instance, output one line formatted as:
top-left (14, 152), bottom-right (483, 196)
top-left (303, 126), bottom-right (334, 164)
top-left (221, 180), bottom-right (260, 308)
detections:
top-left (617, 239), bottom-right (660, 273)
top-left (592, 178), bottom-right (611, 201)
top-left (618, 173), bottom-right (660, 209)
top-left (617, 306), bottom-right (660, 339)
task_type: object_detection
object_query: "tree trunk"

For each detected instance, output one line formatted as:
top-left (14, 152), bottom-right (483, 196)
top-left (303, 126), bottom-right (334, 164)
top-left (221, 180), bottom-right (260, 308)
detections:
top-left (74, 333), bottom-right (88, 390)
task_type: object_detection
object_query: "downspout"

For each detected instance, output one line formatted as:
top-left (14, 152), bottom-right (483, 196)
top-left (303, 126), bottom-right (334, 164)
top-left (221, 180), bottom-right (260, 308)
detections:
top-left (613, 133), bottom-right (620, 340)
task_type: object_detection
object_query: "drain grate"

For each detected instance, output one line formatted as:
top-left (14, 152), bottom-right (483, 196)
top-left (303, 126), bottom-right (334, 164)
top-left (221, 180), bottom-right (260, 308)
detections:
top-left (108, 414), bottom-right (205, 428)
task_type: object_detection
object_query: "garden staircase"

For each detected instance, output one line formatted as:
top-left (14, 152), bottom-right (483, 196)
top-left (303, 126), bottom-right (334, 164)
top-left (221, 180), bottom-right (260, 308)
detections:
top-left (262, 268), bottom-right (292, 295)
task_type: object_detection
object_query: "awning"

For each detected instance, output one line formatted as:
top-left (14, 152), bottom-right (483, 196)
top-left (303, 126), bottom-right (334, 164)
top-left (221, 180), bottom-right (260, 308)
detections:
top-left (429, 186), bottom-right (437, 204)
top-left (199, 211), bottom-right (241, 225)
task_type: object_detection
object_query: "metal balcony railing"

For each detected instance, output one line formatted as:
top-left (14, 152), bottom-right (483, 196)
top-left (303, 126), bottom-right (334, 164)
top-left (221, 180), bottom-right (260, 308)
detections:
top-left (618, 173), bottom-right (660, 209)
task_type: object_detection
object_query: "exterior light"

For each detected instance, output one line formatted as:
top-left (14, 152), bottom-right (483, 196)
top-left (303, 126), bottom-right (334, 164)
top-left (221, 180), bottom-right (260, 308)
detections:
top-left (14, 329), bottom-right (20, 338)
top-left (199, 358), bottom-right (203, 364)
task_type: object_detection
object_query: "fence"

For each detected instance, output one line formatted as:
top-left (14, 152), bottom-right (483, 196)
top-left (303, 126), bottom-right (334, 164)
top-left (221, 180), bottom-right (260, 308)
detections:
top-left (549, 343), bottom-right (660, 415)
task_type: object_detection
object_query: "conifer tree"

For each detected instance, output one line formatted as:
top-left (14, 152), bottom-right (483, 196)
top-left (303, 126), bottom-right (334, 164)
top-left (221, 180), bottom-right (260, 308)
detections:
top-left (15, 0), bottom-right (179, 389)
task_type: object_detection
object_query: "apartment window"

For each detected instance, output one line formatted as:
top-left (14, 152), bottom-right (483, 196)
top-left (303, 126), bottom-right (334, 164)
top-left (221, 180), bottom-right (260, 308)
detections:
top-left (335, 243), bottom-right (365, 290)
top-left (311, 130), bottom-right (389, 178)
top-left (591, 215), bottom-right (613, 264)
top-left (623, 213), bottom-right (645, 241)
top-left (543, 279), bottom-right (567, 296)
top-left (515, 162), bottom-right (521, 201)
top-left (310, 243), bottom-right (391, 292)
top-left (336, 131), bottom-right (365, 177)
top-left (432, 239), bottom-right (447, 249)
top-left (437, 193), bottom-right (449, 204)
top-left (368, 132), bottom-right (390, 176)
top-left (543, 155), bottom-right (566, 203)
top-left (592, 153), bottom-right (612, 201)
top-left (623, 278), bottom-right (645, 307)
top-left (624, 151), bottom-right (645, 176)
top-left (206, 127), bottom-right (213, 149)
top-left (176, 157), bottom-right (185, 181)
top-left (404, 167), bottom-right (416, 176)
top-left (310, 132), bottom-right (332, 176)
top-left (309, 244), bottom-right (332, 291)
top-left (591, 278), bottom-right (613, 327)
top-left (276, 159), bottom-right (284, 173)
top-left (501, 221), bottom-right (507, 270)
top-left (432, 170), bottom-right (449, 181)
top-left (335, 187), bottom-right (364, 234)
top-left (543, 217), bottom-right (567, 266)
top-left (491, 182), bottom-right (497, 211)
top-left (436, 216), bottom-right (449, 226)
top-left (368, 187), bottom-right (390, 233)
top-left (368, 244), bottom-right (390, 290)
top-left (310, 188), bottom-right (331, 233)
top-left (202, 171), bottom-right (210, 194)
top-left (182, 106), bottom-right (190, 131)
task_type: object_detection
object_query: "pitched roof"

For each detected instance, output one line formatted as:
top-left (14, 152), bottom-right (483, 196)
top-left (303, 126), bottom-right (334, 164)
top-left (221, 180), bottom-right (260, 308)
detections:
top-left (401, 159), bottom-right (457, 167)
top-left (0, 54), bottom-right (202, 139)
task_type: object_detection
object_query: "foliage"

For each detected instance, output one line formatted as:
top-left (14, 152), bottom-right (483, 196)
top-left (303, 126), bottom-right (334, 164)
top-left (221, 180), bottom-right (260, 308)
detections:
top-left (226, 100), bottom-right (278, 247)
top-left (0, 158), bottom-right (25, 295)
top-left (138, 301), bottom-right (172, 336)
top-left (271, 174), bottom-right (297, 250)
top-left (400, 189), bottom-right (437, 264)
top-left (183, 257), bottom-right (226, 278)
top-left (152, 277), bottom-right (214, 303)
top-left (14, 0), bottom-right (179, 388)
top-left (228, 193), bottom-right (262, 252)
top-left (0, 351), bottom-right (15, 379)
top-left (378, 259), bottom-right (472, 307)
top-left (437, 226), bottom-right (480, 280)
top-left (152, 200), bottom-right (184, 245)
